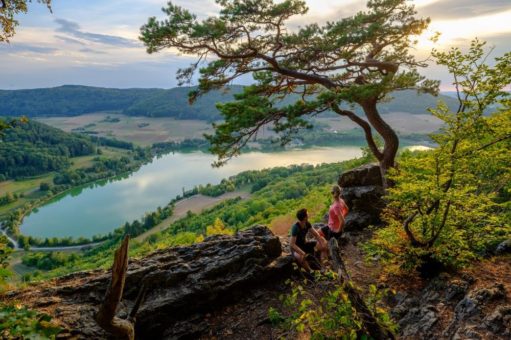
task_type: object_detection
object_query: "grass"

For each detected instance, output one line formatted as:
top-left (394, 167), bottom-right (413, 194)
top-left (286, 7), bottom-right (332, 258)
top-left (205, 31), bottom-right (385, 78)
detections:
top-left (0, 175), bottom-right (54, 218)
top-left (69, 147), bottom-right (130, 170)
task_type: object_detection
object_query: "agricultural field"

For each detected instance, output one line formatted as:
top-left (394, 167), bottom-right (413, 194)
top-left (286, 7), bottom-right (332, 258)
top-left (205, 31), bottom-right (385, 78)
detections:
top-left (37, 111), bottom-right (442, 148)
top-left (314, 112), bottom-right (443, 135)
top-left (36, 113), bottom-right (214, 146)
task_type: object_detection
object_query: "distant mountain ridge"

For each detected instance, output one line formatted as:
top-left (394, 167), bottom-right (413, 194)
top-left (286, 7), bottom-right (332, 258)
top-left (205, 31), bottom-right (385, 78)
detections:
top-left (0, 85), bottom-right (458, 120)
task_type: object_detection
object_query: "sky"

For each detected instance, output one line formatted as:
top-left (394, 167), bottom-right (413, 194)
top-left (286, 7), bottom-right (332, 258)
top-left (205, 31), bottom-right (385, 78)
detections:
top-left (0, 0), bottom-right (510, 90)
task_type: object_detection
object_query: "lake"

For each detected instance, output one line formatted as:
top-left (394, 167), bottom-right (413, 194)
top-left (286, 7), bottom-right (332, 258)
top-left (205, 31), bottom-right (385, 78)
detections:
top-left (20, 147), bottom-right (363, 239)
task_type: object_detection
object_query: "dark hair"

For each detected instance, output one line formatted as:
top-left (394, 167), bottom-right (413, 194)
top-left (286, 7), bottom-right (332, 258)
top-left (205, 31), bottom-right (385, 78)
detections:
top-left (296, 208), bottom-right (308, 221)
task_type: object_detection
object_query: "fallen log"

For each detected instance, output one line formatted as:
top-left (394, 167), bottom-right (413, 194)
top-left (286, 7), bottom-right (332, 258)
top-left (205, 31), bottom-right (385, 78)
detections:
top-left (328, 237), bottom-right (395, 340)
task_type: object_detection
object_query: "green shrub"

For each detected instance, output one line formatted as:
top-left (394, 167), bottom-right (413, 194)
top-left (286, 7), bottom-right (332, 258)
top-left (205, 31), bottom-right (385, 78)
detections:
top-left (271, 271), bottom-right (396, 338)
top-left (0, 304), bottom-right (61, 339)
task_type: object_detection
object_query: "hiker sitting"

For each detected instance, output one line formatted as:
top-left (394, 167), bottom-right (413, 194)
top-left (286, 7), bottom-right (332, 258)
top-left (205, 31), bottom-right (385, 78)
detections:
top-left (290, 208), bottom-right (328, 271)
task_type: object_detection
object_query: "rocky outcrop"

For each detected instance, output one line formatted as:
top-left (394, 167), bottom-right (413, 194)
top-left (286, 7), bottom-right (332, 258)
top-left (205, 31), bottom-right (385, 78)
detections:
top-left (496, 239), bottom-right (511, 255)
top-left (391, 272), bottom-right (511, 339)
top-left (338, 164), bottom-right (385, 231)
top-left (4, 226), bottom-right (294, 339)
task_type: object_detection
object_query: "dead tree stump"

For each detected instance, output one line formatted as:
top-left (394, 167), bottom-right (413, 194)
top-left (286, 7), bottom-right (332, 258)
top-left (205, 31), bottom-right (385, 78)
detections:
top-left (96, 236), bottom-right (145, 340)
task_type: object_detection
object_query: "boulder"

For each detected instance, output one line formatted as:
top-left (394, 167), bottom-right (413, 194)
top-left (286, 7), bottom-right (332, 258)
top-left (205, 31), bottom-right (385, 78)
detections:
top-left (4, 226), bottom-right (293, 339)
top-left (338, 163), bottom-right (383, 187)
top-left (398, 305), bottom-right (439, 338)
top-left (496, 239), bottom-right (511, 255)
top-left (338, 164), bottom-right (385, 230)
top-left (444, 283), bottom-right (508, 338)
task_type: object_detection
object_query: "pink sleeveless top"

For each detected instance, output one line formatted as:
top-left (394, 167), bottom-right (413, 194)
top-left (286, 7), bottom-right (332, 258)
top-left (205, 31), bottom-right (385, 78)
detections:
top-left (328, 199), bottom-right (348, 233)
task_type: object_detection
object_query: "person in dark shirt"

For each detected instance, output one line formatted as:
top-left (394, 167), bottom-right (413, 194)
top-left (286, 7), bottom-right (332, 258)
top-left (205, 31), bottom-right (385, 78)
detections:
top-left (290, 208), bottom-right (328, 271)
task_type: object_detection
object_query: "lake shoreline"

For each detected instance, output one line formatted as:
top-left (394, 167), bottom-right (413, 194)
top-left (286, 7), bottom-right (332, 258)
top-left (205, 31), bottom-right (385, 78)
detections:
top-left (18, 146), bottom-right (364, 241)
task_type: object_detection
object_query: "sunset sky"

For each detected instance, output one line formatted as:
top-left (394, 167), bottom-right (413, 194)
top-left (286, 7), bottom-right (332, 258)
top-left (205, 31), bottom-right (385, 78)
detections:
top-left (1, 0), bottom-right (510, 90)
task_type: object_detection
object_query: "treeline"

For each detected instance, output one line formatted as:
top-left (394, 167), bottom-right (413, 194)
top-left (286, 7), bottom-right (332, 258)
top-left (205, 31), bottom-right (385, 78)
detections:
top-left (0, 120), bottom-right (96, 179)
top-left (0, 85), bottom-right (459, 120)
top-left (22, 252), bottom-right (80, 270)
top-left (0, 192), bottom-right (19, 206)
top-left (152, 131), bottom-right (432, 158)
top-left (90, 136), bottom-right (134, 150)
top-left (166, 162), bottom-right (351, 236)
top-left (0, 120), bottom-right (136, 180)
top-left (175, 164), bottom-right (316, 199)
top-left (153, 139), bottom-right (210, 154)
top-left (16, 202), bottom-right (173, 249)
top-left (52, 153), bottom-right (148, 186)
top-left (18, 203), bottom-right (174, 259)
top-left (0, 85), bottom-right (244, 120)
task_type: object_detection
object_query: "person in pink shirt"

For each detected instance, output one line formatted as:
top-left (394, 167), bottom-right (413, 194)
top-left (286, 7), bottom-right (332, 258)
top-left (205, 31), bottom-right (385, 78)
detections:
top-left (321, 185), bottom-right (349, 240)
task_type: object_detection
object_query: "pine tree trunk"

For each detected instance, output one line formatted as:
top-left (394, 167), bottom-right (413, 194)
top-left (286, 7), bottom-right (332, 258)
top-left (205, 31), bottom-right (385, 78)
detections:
top-left (361, 99), bottom-right (399, 180)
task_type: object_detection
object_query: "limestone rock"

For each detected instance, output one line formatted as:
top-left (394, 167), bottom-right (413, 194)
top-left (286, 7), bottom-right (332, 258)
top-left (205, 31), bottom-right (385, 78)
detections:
top-left (5, 226), bottom-right (293, 339)
top-left (338, 164), bottom-right (385, 231)
top-left (338, 163), bottom-right (383, 187)
top-left (398, 305), bottom-right (439, 338)
top-left (393, 276), bottom-right (510, 339)
top-left (496, 239), bottom-right (511, 255)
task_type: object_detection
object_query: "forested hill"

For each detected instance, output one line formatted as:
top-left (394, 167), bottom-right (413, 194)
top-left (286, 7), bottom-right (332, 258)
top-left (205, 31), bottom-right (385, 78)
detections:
top-left (0, 85), bottom-right (244, 120)
top-left (0, 85), bottom-right (457, 120)
top-left (0, 120), bottom-right (97, 179)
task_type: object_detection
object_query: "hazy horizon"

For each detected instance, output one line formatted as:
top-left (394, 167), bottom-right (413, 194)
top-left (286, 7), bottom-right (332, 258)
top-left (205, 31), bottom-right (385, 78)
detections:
top-left (1, 0), bottom-right (510, 91)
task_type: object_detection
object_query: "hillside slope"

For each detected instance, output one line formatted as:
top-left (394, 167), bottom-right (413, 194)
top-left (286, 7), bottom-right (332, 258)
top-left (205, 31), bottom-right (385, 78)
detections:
top-left (0, 85), bottom-right (457, 120)
top-left (0, 120), bottom-right (96, 179)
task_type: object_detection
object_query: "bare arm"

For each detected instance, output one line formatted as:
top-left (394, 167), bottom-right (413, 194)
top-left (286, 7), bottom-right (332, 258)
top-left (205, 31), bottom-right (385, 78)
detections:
top-left (338, 214), bottom-right (345, 230)
top-left (310, 227), bottom-right (323, 241)
top-left (336, 202), bottom-right (346, 230)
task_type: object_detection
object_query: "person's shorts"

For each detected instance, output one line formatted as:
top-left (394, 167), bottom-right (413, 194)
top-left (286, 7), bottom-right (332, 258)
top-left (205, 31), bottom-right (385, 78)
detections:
top-left (321, 225), bottom-right (342, 241)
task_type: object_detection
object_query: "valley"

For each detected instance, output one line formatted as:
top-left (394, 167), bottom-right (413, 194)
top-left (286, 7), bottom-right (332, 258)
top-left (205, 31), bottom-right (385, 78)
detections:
top-left (0, 0), bottom-right (510, 339)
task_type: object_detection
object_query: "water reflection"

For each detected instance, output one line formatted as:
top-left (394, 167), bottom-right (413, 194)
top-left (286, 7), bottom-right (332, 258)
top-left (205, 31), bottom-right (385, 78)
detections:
top-left (20, 147), bottom-right (362, 239)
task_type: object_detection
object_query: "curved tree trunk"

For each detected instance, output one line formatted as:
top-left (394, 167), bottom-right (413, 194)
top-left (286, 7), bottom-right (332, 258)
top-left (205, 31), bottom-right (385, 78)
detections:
top-left (361, 99), bottom-right (399, 179)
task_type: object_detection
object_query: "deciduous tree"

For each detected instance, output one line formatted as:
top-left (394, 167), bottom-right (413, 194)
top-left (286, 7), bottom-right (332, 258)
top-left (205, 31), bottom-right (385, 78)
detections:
top-left (372, 40), bottom-right (511, 271)
top-left (0, 0), bottom-right (51, 42)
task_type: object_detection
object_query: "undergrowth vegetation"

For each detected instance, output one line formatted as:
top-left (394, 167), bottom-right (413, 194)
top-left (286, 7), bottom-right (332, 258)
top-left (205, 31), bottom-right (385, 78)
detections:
top-left (269, 270), bottom-right (397, 339)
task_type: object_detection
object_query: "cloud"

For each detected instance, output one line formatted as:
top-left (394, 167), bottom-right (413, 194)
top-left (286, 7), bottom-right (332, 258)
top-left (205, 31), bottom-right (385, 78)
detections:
top-left (0, 42), bottom-right (58, 54)
top-left (54, 18), bottom-right (140, 47)
top-left (78, 47), bottom-right (107, 55)
top-left (54, 35), bottom-right (86, 46)
top-left (418, 0), bottom-right (511, 20)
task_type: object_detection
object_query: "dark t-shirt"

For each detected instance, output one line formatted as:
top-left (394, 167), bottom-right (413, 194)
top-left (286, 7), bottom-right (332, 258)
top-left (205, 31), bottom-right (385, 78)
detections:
top-left (291, 221), bottom-right (312, 249)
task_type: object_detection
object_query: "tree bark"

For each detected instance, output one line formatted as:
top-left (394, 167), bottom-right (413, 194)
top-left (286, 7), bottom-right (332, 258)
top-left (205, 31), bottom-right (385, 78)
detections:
top-left (360, 99), bottom-right (399, 179)
top-left (328, 238), bottom-right (395, 340)
top-left (96, 235), bottom-right (145, 340)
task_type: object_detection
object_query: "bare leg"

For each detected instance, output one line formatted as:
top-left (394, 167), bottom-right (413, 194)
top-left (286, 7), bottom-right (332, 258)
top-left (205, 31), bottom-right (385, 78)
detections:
top-left (293, 251), bottom-right (311, 272)
top-left (316, 237), bottom-right (329, 265)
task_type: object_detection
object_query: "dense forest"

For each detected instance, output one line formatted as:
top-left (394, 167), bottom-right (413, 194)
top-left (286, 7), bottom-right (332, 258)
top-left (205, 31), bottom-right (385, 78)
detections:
top-left (0, 120), bottom-right (138, 180)
top-left (0, 85), bottom-right (458, 120)
top-left (0, 120), bottom-right (96, 179)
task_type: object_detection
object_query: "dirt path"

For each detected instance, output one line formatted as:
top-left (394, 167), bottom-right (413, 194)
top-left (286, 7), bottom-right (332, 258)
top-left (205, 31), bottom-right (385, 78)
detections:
top-left (135, 190), bottom-right (251, 242)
